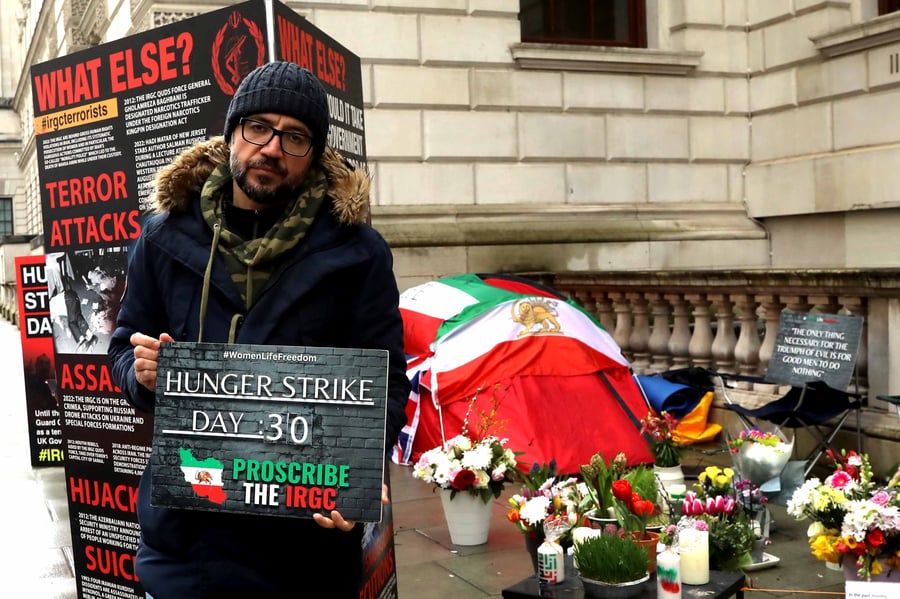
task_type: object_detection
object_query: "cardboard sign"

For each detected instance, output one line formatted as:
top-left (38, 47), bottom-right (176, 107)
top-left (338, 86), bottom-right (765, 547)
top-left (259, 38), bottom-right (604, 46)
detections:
top-left (151, 342), bottom-right (388, 522)
top-left (766, 311), bottom-right (863, 390)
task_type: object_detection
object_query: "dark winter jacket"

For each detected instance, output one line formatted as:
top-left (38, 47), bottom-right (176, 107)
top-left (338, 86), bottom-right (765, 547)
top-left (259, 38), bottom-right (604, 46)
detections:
top-left (107, 138), bottom-right (410, 598)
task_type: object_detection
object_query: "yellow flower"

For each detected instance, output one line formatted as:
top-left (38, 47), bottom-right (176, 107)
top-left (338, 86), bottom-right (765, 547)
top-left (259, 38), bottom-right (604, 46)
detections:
top-left (870, 560), bottom-right (883, 576)
top-left (699, 466), bottom-right (735, 491)
top-left (809, 533), bottom-right (841, 563)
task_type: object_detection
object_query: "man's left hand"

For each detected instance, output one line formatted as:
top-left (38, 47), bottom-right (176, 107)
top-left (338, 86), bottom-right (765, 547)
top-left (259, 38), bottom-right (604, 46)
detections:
top-left (313, 484), bottom-right (389, 532)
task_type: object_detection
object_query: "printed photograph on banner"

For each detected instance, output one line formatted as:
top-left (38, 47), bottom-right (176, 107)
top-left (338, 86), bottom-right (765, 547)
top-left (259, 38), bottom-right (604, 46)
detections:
top-left (45, 247), bottom-right (127, 355)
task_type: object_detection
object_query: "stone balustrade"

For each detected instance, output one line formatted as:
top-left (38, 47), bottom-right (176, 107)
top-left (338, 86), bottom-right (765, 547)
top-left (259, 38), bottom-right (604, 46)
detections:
top-left (537, 269), bottom-right (900, 470)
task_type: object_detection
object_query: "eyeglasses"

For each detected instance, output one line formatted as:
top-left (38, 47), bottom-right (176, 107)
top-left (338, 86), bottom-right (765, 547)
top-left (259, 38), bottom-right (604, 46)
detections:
top-left (239, 118), bottom-right (313, 157)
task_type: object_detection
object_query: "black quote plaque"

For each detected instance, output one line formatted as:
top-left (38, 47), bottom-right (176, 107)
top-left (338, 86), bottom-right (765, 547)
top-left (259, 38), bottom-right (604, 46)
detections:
top-left (767, 311), bottom-right (864, 390)
top-left (150, 341), bottom-right (388, 522)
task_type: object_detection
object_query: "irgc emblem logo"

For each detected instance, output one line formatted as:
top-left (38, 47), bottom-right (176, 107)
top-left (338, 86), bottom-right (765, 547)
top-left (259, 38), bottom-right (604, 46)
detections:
top-left (510, 297), bottom-right (561, 337)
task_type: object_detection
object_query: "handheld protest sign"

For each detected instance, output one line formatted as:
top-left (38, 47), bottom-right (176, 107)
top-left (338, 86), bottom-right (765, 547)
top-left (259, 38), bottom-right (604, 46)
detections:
top-left (151, 342), bottom-right (388, 522)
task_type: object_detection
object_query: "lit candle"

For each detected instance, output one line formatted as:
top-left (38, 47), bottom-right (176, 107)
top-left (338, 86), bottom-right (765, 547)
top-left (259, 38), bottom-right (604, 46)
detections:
top-left (678, 528), bottom-right (709, 585)
top-left (657, 549), bottom-right (682, 599)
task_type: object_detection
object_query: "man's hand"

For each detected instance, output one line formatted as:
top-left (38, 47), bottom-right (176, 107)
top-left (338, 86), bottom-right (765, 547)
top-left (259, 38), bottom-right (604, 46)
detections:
top-left (131, 332), bottom-right (175, 391)
top-left (312, 485), bottom-right (389, 532)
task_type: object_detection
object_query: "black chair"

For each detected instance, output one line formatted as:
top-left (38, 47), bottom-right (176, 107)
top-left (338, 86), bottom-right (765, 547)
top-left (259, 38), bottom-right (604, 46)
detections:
top-left (713, 310), bottom-right (866, 478)
top-left (716, 374), bottom-right (864, 477)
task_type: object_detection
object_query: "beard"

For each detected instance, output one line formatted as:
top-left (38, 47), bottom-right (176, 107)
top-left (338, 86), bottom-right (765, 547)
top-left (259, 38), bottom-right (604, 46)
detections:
top-left (230, 154), bottom-right (304, 206)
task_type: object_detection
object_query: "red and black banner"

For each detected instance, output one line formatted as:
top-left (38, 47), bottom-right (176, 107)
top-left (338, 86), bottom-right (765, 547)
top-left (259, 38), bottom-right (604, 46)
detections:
top-left (30, 1), bottom-right (389, 597)
top-left (16, 255), bottom-right (63, 467)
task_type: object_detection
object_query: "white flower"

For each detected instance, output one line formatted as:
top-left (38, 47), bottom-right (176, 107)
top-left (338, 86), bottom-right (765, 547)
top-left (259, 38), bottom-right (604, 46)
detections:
top-left (411, 432), bottom-right (516, 497)
top-left (519, 496), bottom-right (551, 526)
top-left (448, 434), bottom-right (472, 452)
top-left (462, 443), bottom-right (493, 471)
top-left (807, 521), bottom-right (825, 538)
top-left (787, 477), bottom-right (821, 518)
top-left (841, 499), bottom-right (900, 540)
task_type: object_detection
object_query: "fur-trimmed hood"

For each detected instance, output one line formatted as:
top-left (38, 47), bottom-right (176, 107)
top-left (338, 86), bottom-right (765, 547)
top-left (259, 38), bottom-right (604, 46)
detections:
top-left (149, 137), bottom-right (370, 225)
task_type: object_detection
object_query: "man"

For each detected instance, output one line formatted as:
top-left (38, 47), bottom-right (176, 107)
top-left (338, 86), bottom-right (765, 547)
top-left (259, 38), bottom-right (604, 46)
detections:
top-left (108, 61), bottom-right (410, 598)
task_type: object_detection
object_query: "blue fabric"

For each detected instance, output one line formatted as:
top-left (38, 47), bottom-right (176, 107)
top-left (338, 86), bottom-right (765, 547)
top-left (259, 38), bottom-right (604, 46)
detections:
top-left (636, 375), bottom-right (706, 419)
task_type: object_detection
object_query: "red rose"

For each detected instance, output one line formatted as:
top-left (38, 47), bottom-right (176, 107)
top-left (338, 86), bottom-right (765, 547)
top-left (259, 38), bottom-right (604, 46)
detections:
top-left (450, 469), bottom-right (476, 490)
top-left (867, 529), bottom-right (886, 548)
top-left (612, 479), bottom-right (632, 503)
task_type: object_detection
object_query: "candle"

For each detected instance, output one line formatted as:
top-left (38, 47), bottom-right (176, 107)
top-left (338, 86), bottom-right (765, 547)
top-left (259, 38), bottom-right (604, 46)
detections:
top-left (668, 483), bottom-right (687, 500)
top-left (537, 539), bottom-right (565, 583)
top-left (678, 528), bottom-right (709, 585)
top-left (657, 549), bottom-right (682, 599)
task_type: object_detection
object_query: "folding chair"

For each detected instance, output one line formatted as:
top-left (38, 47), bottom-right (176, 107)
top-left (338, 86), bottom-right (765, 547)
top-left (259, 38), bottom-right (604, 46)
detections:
top-left (713, 310), bottom-right (866, 478)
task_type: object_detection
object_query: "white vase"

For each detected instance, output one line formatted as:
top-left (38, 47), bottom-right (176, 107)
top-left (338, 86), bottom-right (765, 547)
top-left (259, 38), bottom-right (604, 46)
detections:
top-left (653, 464), bottom-right (686, 497)
top-left (439, 488), bottom-right (492, 545)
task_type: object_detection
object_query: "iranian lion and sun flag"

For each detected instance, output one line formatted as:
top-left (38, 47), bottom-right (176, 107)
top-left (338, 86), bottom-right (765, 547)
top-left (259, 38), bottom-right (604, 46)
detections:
top-left (392, 273), bottom-right (654, 475)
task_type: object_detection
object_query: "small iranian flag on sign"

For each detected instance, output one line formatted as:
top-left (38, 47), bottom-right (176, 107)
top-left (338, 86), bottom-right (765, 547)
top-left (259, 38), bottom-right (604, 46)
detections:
top-left (179, 447), bottom-right (227, 505)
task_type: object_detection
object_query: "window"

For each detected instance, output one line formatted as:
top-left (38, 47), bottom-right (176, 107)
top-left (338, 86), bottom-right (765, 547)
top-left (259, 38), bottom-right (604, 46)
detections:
top-left (880, 0), bottom-right (900, 15)
top-left (520, 0), bottom-right (647, 48)
top-left (0, 197), bottom-right (12, 236)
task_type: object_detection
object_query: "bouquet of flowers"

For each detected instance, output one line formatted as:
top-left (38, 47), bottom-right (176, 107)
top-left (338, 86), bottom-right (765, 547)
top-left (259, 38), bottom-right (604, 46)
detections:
top-left (640, 410), bottom-right (683, 467)
top-left (506, 461), bottom-right (585, 544)
top-left (787, 449), bottom-right (900, 580)
top-left (412, 389), bottom-right (520, 503)
top-left (728, 426), bottom-right (794, 485)
top-left (413, 433), bottom-right (518, 502)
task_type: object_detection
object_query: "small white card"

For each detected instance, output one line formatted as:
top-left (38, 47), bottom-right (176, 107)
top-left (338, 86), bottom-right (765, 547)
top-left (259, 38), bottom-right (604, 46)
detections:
top-left (845, 580), bottom-right (897, 599)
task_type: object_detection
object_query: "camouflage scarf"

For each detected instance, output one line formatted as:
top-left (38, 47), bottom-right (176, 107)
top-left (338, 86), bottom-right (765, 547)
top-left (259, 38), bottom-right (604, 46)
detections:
top-left (200, 162), bottom-right (326, 307)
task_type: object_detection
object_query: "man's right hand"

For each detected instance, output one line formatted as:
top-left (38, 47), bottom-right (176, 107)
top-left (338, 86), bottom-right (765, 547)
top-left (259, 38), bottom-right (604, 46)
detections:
top-left (131, 332), bottom-right (175, 391)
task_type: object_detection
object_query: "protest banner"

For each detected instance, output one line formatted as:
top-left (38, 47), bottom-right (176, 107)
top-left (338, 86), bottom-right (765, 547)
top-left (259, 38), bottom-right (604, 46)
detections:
top-left (16, 255), bottom-right (64, 466)
top-left (31, 1), bottom-right (390, 596)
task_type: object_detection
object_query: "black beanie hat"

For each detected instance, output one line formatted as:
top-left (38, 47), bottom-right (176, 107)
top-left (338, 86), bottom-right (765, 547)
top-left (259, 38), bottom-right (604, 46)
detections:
top-left (223, 61), bottom-right (330, 160)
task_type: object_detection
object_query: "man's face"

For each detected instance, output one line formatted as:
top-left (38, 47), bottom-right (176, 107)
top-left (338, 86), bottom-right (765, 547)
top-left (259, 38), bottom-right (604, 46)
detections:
top-left (230, 112), bottom-right (316, 210)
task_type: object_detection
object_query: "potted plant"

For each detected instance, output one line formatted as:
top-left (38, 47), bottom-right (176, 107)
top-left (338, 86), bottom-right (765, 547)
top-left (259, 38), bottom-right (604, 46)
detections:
top-left (579, 451), bottom-right (626, 525)
top-left (681, 466), bottom-right (755, 572)
top-left (640, 410), bottom-right (685, 494)
top-left (574, 533), bottom-right (650, 598)
top-left (411, 390), bottom-right (520, 545)
top-left (610, 477), bottom-right (661, 573)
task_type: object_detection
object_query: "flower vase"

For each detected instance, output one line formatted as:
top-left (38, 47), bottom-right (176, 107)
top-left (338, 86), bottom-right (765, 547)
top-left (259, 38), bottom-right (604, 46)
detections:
top-left (439, 489), bottom-right (492, 545)
top-left (843, 559), bottom-right (897, 584)
top-left (586, 508), bottom-right (619, 532)
top-left (631, 531), bottom-right (660, 574)
top-left (524, 535), bottom-right (541, 574)
top-left (653, 464), bottom-right (685, 496)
